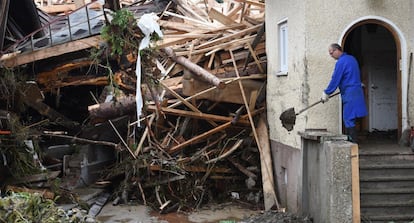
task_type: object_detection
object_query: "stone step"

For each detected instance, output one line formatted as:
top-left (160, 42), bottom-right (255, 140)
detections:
top-left (360, 192), bottom-right (414, 205)
top-left (360, 175), bottom-right (414, 182)
top-left (359, 149), bottom-right (413, 156)
top-left (359, 141), bottom-right (414, 222)
top-left (360, 181), bottom-right (414, 191)
top-left (361, 199), bottom-right (414, 207)
top-left (359, 154), bottom-right (414, 165)
top-left (360, 187), bottom-right (414, 194)
top-left (361, 206), bottom-right (414, 220)
top-left (360, 168), bottom-right (414, 180)
top-left (359, 162), bottom-right (414, 169)
top-left (360, 213), bottom-right (414, 223)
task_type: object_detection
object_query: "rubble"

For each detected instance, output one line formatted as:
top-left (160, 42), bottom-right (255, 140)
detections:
top-left (240, 210), bottom-right (313, 223)
top-left (0, 0), bottom-right (274, 217)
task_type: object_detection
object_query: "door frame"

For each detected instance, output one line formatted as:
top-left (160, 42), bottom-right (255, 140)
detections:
top-left (339, 16), bottom-right (408, 138)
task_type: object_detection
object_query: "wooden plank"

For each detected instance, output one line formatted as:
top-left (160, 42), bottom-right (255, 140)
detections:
top-left (176, 2), bottom-right (209, 23)
top-left (150, 164), bottom-right (234, 173)
top-left (205, 139), bottom-right (244, 164)
top-left (233, 0), bottom-right (265, 8)
top-left (168, 121), bottom-right (232, 154)
top-left (158, 33), bottom-right (218, 48)
top-left (146, 105), bottom-right (250, 125)
top-left (229, 49), bottom-right (279, 210)
top-left (160, 81), bottom-right (218, 127)
top-left (37, 60), bottom-right (93, 83)
top-left (227, 156), bottom-right (257, 179)
top-left (257, 114), bottom-right (279, 210)
top-left (208, 8), bottom-right (238, 25)
top-left (163, 11), bottom-right (215, 28)
top-left (24, 99), bottom-right (79, 129)
top-left (182, 77), bottom-right (263, 104)
top-left (351, 145), bottom-right (361, 223)
top-left (38, 2), bottom-right (102, 14)
top-left (220, 47), bottom-right (265, 64)
top-left (38, 4), bottom-right (77, 13)
top-left (176, 35), bottom-right (255, 56)
top-left (167, 109), bottom-right (263, 154)
top-left (225, 2), bottom-right (243, 20)
top-left (159, 20), bottom-right (210, 33)
top-left (195, 24), bottom-right (261, 50)
top-left (1, 35), bottom-right (101, 68)
top-left (246, 42), bottom-right (265, 73)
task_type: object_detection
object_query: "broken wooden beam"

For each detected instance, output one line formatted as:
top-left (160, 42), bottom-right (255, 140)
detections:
top-left (23, 100), bottom-right (79, 129)
top-left (163, 47), bottom-right (225, 89)
top-left (146, 105), bottom-right (250, 125)
top-left (149, 165), bottom-right (234, 174)
top-left (88, 95), bottom-right (136, 119)
top-left (167, 109), bottom-right (264, 154)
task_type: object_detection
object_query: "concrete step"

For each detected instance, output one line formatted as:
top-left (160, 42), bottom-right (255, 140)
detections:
top-left (360, 168), bottom-right (414, 179)
top-left (359, 154), bottom-right (414, 165)
top-left (360, 194), bottom-right (414, 206)
top-left (362, 207), bottom-right (414, 217)
top-left (361, 213), bottom-right (414, 223)
top-left (360, 192), bottom-right (414, 205)
top-left (359, 149), bottom-right (413, 156)
top-left (360, 187), bottom-right (414, 194)
top-left (359, 162), bottom-right (414, 169)
top-left (361, 200), bottom-right (414, 207)
top-left (359, 144), bottom-right (414, 222)
top-left (360, 180), bottom-right (414, 190)
top-left (360, 175), bottom-right (414, 182)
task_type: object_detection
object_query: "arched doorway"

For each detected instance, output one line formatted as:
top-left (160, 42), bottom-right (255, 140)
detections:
top-left (342, 20), bottom-right (401, 141)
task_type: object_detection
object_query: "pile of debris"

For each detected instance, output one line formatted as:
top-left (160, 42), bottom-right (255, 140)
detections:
top-left (1, 0), bottom-right (274, 215)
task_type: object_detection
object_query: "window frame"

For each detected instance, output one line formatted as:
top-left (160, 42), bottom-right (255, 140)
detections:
top-left (277, 18), bottom-right (288, 75)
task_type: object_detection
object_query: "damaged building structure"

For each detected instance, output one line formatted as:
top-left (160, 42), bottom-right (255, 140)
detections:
top-left (1, 0), bottom-right (277, 219)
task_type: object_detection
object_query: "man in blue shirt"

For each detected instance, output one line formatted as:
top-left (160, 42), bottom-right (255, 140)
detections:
top-left (321, 43), bottom-right (368, 143)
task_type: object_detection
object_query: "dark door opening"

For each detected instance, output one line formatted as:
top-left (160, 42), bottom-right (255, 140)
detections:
top-left (343, 22), bottom-right (399, 142)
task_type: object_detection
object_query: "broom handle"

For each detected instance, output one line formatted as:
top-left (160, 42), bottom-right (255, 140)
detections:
top-left (296, 92), bottom-right (340, 115)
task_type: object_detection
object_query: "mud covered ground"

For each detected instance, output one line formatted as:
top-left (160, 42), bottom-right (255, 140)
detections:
top-left (240, 210), bottom-right (313, 223)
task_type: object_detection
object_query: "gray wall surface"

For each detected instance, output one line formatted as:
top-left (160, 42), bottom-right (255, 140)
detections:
top-left (301, 131), bottom-right (354, 223)
top-left (272, 130), bottom-right (357, 222)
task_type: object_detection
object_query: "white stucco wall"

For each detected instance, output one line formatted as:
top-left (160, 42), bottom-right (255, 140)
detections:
top-left (266, 0), bottom-right (414, 148)
top-left (266, 1), bottom-right (307, 149)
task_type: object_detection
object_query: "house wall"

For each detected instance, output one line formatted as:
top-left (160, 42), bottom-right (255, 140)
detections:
top-left (266, 0), bottom-right (414, 212)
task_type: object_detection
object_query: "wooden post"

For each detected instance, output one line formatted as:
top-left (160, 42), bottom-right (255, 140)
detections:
top-left (351, 145), bottom-right (361, 223)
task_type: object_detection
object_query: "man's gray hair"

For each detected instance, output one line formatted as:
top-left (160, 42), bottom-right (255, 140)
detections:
top-left (330, 43), bottom-right (342, 51)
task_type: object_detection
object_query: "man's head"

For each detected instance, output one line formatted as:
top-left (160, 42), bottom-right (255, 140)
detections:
top-left (328, 43), bottom-right (343, 60)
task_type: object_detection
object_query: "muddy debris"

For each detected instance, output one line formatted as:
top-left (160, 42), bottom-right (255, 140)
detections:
top-left (240, 210), bottom-right (312, 223)
top-left (279, 107), bottom-right (296, 131)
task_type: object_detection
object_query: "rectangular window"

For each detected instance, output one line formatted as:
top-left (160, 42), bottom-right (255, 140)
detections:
top-left (278, 20), bottom-right (288, 75)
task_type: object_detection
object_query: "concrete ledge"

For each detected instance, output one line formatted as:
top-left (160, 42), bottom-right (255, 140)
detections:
top-left (298, 129), bottom-right (348, 142)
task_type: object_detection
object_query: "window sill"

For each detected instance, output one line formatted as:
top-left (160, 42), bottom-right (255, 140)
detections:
top-left (276, 71), bottom-right (288, 76)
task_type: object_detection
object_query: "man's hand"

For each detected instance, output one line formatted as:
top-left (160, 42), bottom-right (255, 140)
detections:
top-left (321, 92), bottom-right (329, 103)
